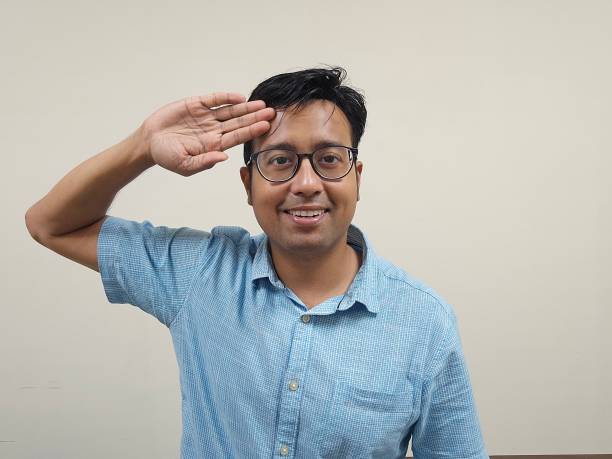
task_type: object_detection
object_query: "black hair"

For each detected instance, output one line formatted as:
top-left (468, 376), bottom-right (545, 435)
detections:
top-left (243, 66), bottom-right (367, 165)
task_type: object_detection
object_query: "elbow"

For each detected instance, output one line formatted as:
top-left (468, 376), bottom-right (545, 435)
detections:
top-left (25, 208), bottom-right (45, 244)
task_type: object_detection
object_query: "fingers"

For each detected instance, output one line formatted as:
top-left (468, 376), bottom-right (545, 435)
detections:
top-left (198, 92), bottom-right (246, 109)
top-left (220, 121), bottom-right (271, 151)
top-left (214, 100), bottom-right (268, 121)
top-left (219, 107), bottom-right (275, 134)
top-left (190, 151), bottom-right (229, 173)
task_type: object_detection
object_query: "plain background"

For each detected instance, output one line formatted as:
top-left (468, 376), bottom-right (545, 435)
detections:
top-left (2, 0), bottom-right (611, 457)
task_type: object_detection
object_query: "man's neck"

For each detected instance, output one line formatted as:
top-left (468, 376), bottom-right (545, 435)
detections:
top-left (269, 236), bottom-right (362, 309)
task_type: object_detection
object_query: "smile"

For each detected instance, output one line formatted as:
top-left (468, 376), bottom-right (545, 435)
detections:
top-left (286, 209), bottom-right (327, 217)
top-left (282, 209), bottom-right (329, 226)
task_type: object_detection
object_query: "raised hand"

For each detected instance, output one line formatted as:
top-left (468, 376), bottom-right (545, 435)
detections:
top-left (141, 93), bottom-right (275, 176)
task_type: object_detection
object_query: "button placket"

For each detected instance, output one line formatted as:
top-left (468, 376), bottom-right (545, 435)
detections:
top-left (273, 305), bottom-right (314, 457)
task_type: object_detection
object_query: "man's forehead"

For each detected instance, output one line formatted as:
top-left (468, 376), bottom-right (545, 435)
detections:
top-left (254, 100), bottom-right (351, 149)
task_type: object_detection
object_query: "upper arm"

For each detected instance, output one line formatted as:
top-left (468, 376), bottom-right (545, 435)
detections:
top-left (96, 216), bottom-right (217, 326)
top-left (30, 216), bottom-right (108, 272)
top-left (411, 310), bottom-right (487, 458)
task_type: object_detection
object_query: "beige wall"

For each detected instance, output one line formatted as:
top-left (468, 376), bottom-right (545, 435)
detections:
top-left (3, 0), bottom-right (611, 456)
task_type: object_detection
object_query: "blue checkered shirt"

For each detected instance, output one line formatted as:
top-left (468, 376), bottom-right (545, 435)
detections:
top-left (97, 216), bottom-right (488, 458)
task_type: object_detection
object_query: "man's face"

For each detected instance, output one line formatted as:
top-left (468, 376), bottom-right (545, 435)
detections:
top-left (240, 99), bottom-right (363, 258)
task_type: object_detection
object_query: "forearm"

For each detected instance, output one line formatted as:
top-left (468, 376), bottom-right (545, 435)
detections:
top-left (25, 125), bottom-right (154, 239)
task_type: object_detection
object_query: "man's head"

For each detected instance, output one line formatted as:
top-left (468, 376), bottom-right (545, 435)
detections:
top-left (239, 67), bottom-right (367, 258)
top-left (243, 67), bottom-right (367, 166)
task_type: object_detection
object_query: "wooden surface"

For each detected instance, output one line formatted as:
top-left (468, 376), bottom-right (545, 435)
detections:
top-left (407, 456), bottom-right (612, 458)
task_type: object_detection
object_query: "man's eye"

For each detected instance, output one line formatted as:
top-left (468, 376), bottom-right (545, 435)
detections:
top-left (317, 154), bottom-right (344, 168)
top-left (267, 154), bottom-right (294, 167)
top-left (271, 156), bottom-right (289, 165)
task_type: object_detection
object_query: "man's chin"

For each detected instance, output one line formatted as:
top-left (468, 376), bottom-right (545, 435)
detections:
top-left (275, 235), bottom-right (332, 257)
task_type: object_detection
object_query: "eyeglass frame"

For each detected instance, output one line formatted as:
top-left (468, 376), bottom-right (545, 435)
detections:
top-left (246, 146), bottom-right (359, 183)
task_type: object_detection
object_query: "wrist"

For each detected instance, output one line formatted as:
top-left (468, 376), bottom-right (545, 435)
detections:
top-left (130, 124), bottom-right (155, 169)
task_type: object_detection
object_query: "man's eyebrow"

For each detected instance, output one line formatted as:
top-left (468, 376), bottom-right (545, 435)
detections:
top-left (258, 140), bottom-right (348, 151)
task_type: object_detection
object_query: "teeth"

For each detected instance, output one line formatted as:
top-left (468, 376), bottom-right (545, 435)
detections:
top-left (288, 209), bottom-right (325, 217)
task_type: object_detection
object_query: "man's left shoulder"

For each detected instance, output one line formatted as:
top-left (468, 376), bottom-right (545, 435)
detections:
top-left (374, 255), bottom-right (456, 321)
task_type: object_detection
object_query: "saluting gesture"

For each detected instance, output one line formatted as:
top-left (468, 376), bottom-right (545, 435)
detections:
top-left (142, 92), bottom-right (275, 176)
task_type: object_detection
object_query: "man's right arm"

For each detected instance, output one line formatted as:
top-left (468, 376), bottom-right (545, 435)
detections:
top-left (25, 127), bottom-right (153, 272)
top-left (25, 92), bottom-right (275, 272)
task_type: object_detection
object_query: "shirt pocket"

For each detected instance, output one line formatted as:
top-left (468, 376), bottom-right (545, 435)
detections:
top-left (319, 380), bottom-right (414, 458)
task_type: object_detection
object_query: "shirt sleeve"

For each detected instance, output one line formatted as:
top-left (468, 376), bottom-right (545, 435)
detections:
top-left (411, 308), bottom-right (488, 459)
top-left (97, 215), bottom-right (212, 327)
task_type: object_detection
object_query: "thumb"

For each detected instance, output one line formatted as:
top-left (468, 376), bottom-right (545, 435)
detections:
top-left (190, 151), bottom-right (229, 172)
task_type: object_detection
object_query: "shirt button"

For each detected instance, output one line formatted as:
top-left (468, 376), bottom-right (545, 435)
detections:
top-left (279, 444), bottom-right (289, 456)
top-left (301, 314), bottom-right (311, 323)
top-left (288, 379), bottom-right (299, 391)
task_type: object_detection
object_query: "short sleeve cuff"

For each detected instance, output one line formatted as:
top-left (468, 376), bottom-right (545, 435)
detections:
top-left (97, 216), bottom-right (131, 304)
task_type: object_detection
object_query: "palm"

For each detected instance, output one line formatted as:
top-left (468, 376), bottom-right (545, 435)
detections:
top-left (144, 93), bottom-right (275, 176)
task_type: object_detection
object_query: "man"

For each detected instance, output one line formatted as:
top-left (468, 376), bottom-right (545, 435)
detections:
top-left (25, 67), bottom-right (488, 458)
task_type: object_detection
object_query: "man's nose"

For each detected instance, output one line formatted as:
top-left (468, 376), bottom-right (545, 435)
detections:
top-left (289, 157), bottom-right (323, 196)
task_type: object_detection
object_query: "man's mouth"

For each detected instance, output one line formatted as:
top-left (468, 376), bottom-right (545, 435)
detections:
top-left (281, 208), bottom-right (330, 225)
top-left (284, 209), bottom-right (328, 217)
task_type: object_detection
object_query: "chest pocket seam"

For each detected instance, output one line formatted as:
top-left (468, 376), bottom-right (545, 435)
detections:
top-left (335, 381), bottom-right (413, 413)
top-left (319, 380), bottom-right (414, 457)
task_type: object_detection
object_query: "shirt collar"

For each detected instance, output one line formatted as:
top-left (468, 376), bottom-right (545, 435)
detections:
top-left (250, 224), bottom-right (381, 314)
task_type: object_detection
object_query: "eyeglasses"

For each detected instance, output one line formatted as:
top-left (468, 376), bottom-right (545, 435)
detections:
top-left (247, 146), bottom-right (358, 183)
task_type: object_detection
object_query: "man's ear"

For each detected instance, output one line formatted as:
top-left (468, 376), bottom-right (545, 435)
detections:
top-left (239, 166), bottom-right (253, 206)
top-left (355, 161), bottom-right (363, 202)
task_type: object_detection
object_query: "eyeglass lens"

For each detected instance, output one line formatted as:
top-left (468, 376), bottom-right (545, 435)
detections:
top-left (257, 147), bottom-right (353, 181)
